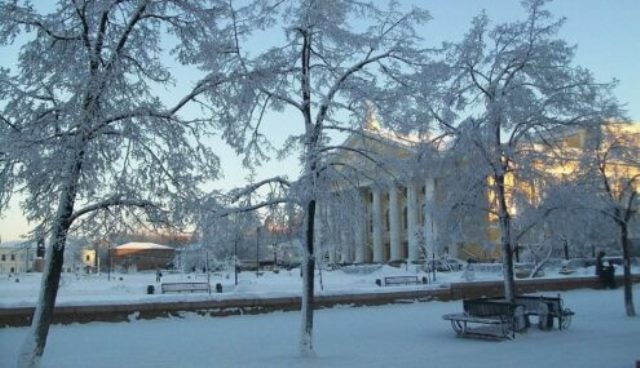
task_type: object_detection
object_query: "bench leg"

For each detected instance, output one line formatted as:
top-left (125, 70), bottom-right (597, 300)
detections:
top-left (503, 321), bottom-right (514, 340)
top-left (560, 314), bottom-right (572, 330)
top-left (450, 320), bottom-right (466, 335)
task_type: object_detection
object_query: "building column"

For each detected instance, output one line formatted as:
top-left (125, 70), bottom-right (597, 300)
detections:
top-left (423, 177), bottom-right (437, 259)
top-left (372, 188), bottom-right (384, 263)
top-left (389, 185), bottom-right (402, 261)
top-left (340, 226), bottom-right (352, 264)
top-left (354, 189), bottom-right (367, 263)
top-left (407, 181), bottom-right (420, 262)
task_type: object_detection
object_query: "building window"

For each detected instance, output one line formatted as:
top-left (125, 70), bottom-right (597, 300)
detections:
top-left (10, 254), bottom-right (15, 261)
top-left (86, 255), bottom-right (91, 262)
top-left (10, 267), bottom-right (15, 273)
top-left (1, 254), bottom-right (5, 261)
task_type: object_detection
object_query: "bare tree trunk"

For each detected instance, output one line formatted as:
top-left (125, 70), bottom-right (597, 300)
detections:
top-left (620, 223), bottom-right (636, 317)
top-left (299, 27), bottom-right (317, 355)
top-left (496, 173), bottom-right (516, 301)
top-left (300, 199), bottom-right (316, 354)
top-left (18, 222), bottom-right (71, 368)
top-left (18, 147), bottom-right (84, 368)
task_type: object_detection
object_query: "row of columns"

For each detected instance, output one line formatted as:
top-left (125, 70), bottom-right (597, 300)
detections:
top-left (315, 177), bottom-right (437, 265)
top-left (357, 178), bottom-right (437, 264)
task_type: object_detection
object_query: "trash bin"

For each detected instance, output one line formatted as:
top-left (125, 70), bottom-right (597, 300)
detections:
top-left (215, 283), bottom-right (223, 293)
top-left (147, 285), bottom-right (155, 295)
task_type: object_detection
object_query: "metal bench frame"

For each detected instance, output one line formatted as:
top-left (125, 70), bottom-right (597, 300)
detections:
top-left (486, 295), bottom-right (574, 330)
top-left (443, 299), bottom-right (525, 340)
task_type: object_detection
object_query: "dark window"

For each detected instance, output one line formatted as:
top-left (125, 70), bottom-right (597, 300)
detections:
top-left (10, 254), bottom-right (15, 261)
top-left (1, 254), bottom-right (5, 261)
top-left (86, 255), bottom-right (91, 262)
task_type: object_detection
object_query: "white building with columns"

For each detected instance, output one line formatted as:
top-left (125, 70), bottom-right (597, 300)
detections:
top-left (316, 120), bottom-right (640, 265)
top-left (315, 119), bottom-right (450, 265)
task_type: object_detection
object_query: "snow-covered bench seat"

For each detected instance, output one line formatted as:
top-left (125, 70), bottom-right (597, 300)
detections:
top-left (161, 282), bottom-right (210, 294)
top-left (443, 299), bottom-right (525, 340)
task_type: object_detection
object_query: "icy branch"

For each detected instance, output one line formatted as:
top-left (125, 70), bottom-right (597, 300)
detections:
top-left (70, 197), bottom-right (157, 223)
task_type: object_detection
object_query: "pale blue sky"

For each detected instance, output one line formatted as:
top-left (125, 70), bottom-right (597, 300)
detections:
top-left (1, 0), bottom-right (638, 241)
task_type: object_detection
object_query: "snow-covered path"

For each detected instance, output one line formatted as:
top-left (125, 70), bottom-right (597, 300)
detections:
top-left (1, 286), bottom-right (638, 368)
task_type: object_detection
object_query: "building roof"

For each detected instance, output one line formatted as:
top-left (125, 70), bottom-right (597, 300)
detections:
top-left (115, 242), bottom-right (173, 251)
top-left (0, 240), bottom-right (33, 249)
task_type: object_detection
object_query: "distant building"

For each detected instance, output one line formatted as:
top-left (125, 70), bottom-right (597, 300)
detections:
top-left (0, 241), bottom-right (36, 273)
top-left (80, 248), bottom-right (97, 272)
top-left (111, 242), bottom-right (175, 271)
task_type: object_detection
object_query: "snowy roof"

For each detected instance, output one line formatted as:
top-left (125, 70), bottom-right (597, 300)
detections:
top-left (115, 242), bottom-right (173, 250)
top-left (0, 240), bottom-right (33, 249)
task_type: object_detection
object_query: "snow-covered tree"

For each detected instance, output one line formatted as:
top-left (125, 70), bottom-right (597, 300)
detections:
top-left (580, 123), bottom-right (639, 316)
top-left (413, 0), bottom-right (622, 300)
top-left (0, 1), bottom-right (260, 366)
top-left (222, 0), bottom-right (431, 354)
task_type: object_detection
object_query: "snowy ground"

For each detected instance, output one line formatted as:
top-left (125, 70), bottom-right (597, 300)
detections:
top-left (1, 286), bottom-right (639, 368)
top-left (0, 263), bottom-right (624, 308)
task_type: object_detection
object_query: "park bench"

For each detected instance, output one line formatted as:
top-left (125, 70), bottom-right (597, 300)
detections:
top-left (487, 295), bottom-right (574, 330)
top-left (442, 298), bottom-right (525, 340)
top-left (377, 275), bottom-right (425, 287)
top-left (161, 282), bottom-right (210, 294)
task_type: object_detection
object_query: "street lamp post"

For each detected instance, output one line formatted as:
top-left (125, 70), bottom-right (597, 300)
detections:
top-left (206, 251), bottom-right (211, 295)
top-left (256, 227), bottom-right (260, 278)
top-left (234, 237), bottom-right (238, 286)
top-left (107, 244), bottom-right (112, 281)
top-left (273, 243), bottom-right (278, 268)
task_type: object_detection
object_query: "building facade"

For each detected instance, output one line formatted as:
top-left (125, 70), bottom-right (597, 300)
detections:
top-left (0, 241), bottom-right (35, 273)
top-left (111, 242), bottom-right (175, 271)
top-left (317, 121), bottom-right (640, 264)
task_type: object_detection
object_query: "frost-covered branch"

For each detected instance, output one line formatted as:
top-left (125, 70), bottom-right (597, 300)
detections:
top-left (228, 176), bottom-right (291, 203)
top-left (70, 197), bottom-right (156, 223)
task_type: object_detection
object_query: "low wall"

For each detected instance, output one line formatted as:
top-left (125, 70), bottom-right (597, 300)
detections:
top-left (1, 275), bottom-right (636, 328)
